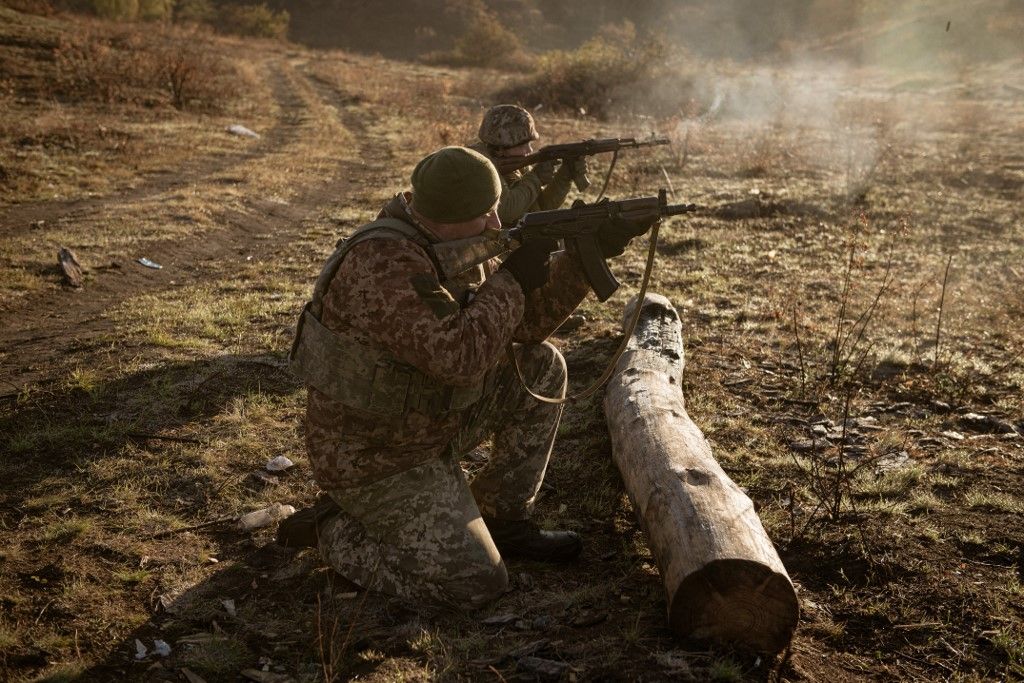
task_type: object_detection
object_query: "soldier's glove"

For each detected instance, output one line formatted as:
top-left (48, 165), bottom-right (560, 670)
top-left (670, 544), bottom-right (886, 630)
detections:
top-left (596, 205), bottom-right (655, 258)
top-left (533, 160), bottom-right (557, 185)
top-left (557, 157), bottom-right (590, 191)
top-left (500, 239), bottom-right (557, 294)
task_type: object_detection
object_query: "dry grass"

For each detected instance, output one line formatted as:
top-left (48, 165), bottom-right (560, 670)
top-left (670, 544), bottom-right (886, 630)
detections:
top-left (2, 4), bottom-right (1024, 682)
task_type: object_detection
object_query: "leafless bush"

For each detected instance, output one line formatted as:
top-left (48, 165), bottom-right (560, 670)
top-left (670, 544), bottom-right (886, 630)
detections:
top-left (422, 4), bottom-right (532, 71)
top-left (826, 239), bottom-right (896, 385)
top-left (497, 21), bottom-right (695, 119)
top-left (52, 28), bottom-right (235, 109)
top-left (53, 30), bottom-right (154, 103)
top-left (1, 0), bottom-right (55, 15)
top-left (154, 42), bottom-right (234, 109)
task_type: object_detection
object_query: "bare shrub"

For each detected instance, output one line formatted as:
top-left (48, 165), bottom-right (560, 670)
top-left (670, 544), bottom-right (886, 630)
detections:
top-left (52, 28), bottom-right (235, 109)
top-left (216, 3), bottom-right (289, 40)
top-left (53, 30), bottom-right (153, 103)
top-left (154, 42), bottom-right (235, 109)
top-left (90, 0), bottom-right (137, 20)
top-left (497, 21), bottom-right (693, 119)
top-left (1, 0), bottom-right (56, 15)
top-left (423, 6), bottom-right (533, 72)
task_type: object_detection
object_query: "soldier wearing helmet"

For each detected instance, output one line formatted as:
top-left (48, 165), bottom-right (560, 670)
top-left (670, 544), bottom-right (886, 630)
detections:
top-left (475, 104), bottom-right (587, 225)
top-left (280, 147), bottom-right (613, 608)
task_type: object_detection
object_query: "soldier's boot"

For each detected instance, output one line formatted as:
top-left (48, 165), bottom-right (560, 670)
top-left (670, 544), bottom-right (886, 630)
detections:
top-left (483, 516), bottom-right (582, 563)
top-left (276, 494), bottom-right (341, 548)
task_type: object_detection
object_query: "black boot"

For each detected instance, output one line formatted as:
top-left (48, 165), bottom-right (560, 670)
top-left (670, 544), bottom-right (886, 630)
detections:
top-left (483, 516), bottom-right (582, 562)
top-left (276, 494), bottom-right (341, 548)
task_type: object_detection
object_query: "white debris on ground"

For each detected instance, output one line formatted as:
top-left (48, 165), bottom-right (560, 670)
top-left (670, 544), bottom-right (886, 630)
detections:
top-left (227, 124), bottom-right (260, 138)
top-left (237, 503), bottom-right (296, 531)
top-left (265, 455), bottom-right (294, 472)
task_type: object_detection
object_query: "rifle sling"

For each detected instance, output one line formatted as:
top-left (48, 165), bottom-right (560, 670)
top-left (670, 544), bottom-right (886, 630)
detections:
top-left (507, 219), bottom-right (661, 405)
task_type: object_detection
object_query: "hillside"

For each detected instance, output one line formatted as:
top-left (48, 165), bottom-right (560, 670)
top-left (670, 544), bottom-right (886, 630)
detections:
top-left (275, 0), bottom-right (1024, 64)
top-left (2, 3), bottom-right (1024, 683)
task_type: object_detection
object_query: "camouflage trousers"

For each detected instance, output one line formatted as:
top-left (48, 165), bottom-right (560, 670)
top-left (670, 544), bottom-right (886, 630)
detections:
top-left (319, 341), bottom-right (567, 608)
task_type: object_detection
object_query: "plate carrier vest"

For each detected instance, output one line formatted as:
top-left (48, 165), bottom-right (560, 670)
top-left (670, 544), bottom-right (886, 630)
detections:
top-left (289, 218), bottom-right (486, 418)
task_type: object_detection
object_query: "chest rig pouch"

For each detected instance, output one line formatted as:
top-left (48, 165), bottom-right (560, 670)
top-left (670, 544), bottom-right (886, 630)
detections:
top-left (289, 218), bottom-right (489, 418)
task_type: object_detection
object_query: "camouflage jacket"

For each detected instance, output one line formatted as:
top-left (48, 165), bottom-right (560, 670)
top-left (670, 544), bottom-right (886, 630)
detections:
top-left (305, 192), bottom-right (590, 489)
top-left (469, 143), bottom-right (574, 225)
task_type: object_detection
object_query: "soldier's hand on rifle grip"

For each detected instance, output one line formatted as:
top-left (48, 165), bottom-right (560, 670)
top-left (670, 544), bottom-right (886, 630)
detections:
top-left (598, 214), bottom-right (654, 258)
top-left (533, 160), bottom-right (557, 185)
top-left (499, 239), bottom-right (558, 294)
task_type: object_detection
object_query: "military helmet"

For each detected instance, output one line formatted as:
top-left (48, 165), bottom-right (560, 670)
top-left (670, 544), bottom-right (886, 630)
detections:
top-left (478, 104), bottom-right (539, 149)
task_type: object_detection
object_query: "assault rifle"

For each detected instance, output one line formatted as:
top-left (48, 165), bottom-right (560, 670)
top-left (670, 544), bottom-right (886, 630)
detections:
top-left (432, 190), bottom-right (696, 301)
top-left (508, 190), bottom-right (696, 302)
top-left (491, 136), bottom-right (671, 190)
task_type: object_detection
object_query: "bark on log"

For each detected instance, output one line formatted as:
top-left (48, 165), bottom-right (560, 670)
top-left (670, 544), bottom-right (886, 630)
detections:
top-left (603, 293), bottom-right (799, 653)
top-left (57, 246), bottom-right (83, 287)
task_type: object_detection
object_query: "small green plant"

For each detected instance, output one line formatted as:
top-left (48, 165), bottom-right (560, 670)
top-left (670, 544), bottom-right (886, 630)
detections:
top-left (114, 569), bottom-right (151, 584)
top-left (964, 490), bottom-right (1023, 513)
top-left (42, 518), bottom-right (93, 542)
top-left (33, 664), bottom-right (88, 683)
top-left (991, 630), bottom-right (1024, 676)
top-left (67, 367), bottom-right (101, 396)
top-left (707, 656), bottom-right (744, 682)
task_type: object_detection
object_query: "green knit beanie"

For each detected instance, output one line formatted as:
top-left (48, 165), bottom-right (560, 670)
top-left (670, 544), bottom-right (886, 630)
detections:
top-left (410, 146), bottom-right (501, 223)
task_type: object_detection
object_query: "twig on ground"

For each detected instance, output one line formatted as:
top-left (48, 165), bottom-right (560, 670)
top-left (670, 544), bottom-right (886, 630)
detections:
top-left (150, 515), bottom-right (235, 539)
top-left (934, 254), bottom-right (953, 368)
top-left (127, 432), bottom-right (203, 445)
top-left (830, 244), bottom-right (856, 383)
top-left (792, 305), bottom-right (807, 396)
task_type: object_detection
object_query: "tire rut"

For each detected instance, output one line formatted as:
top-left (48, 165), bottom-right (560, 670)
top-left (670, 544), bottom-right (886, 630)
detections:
top-left (0, 60), bottom-right (306, 240)
top-left (0, 59), bottom-right (392, 395)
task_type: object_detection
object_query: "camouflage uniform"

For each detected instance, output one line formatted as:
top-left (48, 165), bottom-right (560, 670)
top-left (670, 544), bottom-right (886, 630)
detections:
top-left (303, 192), bottom-right (589, 607)
top-left (487, 157), bottom-right (576, 226)
top-left (473, 105), bottom-right (575, 225)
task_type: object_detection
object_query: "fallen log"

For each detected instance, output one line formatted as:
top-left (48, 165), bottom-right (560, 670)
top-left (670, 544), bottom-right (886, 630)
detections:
top-left (603, 293), bottom-right (799, 653)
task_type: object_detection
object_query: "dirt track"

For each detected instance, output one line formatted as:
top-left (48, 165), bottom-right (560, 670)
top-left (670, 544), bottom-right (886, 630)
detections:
top-left (2, 7), bottom-right (1024, 682)
top-left (0, 57), bottom-right (385, 394)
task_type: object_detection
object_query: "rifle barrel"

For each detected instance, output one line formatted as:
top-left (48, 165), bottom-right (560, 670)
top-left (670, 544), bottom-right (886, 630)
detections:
top-left (663, 202), bottom-right (698, 216)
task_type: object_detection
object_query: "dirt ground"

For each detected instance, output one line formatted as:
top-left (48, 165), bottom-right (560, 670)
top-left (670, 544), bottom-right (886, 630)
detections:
top-left (1, 7), bottom-right (1023, 683)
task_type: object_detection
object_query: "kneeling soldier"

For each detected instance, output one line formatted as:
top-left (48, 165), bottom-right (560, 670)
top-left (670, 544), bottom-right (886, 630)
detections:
top-left (282, 146), bottom-right (647, 609)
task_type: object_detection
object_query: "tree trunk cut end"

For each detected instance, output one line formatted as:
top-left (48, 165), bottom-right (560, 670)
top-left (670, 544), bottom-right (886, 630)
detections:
top-left (669, 558), bottom-right (799, 653)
